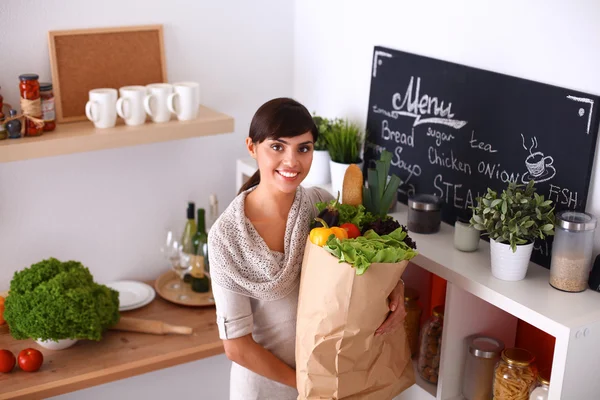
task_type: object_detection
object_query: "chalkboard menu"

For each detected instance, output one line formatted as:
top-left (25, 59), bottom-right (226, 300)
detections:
top-left (364, 46), bottom-right (600, 268)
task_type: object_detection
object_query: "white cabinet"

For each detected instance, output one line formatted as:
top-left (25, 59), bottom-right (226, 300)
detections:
top-left (236, 158), bottom-right (600, 400)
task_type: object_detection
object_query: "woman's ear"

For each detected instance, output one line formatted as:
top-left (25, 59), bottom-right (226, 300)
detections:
top-left (246, 137), bottom-right (257, 159)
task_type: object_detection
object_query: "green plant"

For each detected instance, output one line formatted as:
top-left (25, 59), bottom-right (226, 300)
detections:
top-left (470, 180), bottom-right (555, 252)
top-left (327, 118), bottom-right (363, 163)
top-left (363, 150), bottom-right (401, 217)
top-left (3, 258), bottom-right (120, 342)
top-left (312, 114), bottom-right (338, 151)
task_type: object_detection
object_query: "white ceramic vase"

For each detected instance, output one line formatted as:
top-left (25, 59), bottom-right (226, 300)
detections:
top-left (304, 150), bottom-right (331, 186)
top-left (490, 239), bottom-right (533, 281)
top-left (329, 159), bottom-right (363, 202)
top-left (35, 338), bottom-right (78, 350)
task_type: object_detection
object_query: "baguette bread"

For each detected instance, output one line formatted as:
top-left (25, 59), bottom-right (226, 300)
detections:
top-left (342, 164), bottom-right (364, 206)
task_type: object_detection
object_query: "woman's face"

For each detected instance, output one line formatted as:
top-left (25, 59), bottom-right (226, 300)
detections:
top-left (247, 131), bottom-right (314, 194)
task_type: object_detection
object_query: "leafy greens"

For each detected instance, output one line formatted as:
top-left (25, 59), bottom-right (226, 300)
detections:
top-left (324, 227), bottom-right (418, 275)
top-left (315, 201), bottom-right (378, 230)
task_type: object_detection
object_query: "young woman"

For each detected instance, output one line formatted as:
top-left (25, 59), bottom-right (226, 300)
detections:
top-left (208, 98), bottom-right (406, 400)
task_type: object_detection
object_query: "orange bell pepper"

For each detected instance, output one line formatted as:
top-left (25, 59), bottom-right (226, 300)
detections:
top-left (309, 218), bottom-right (348, 247)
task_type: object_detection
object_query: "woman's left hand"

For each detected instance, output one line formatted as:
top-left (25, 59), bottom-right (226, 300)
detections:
top-left (375, 279), bottom-right (406, 336)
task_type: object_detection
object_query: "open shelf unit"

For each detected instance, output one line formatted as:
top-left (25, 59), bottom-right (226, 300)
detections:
top-left (236, 157), bottom-right (600, 400)
top-left (0, 105), bottom-right (234, 163)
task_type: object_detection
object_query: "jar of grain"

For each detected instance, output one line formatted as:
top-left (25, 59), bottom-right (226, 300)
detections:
top-left (462, 334), bottom-right (504, 400)
top-left (417, 305), bottom-right (444, 384)
top-left (549, 211), bottom-right (597, 292)
top-left (408, 194), bottom-right (443, 234)
top-left (493, 348), bottom-right (537, 400)
top-left (403, 287), bottom-right (422, 358)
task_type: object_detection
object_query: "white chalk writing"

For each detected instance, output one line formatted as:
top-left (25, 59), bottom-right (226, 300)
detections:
top-left (477, 161), bottom-right (521, 184)
top-left (470, 130), bottom-right (497, 153)
top-left (428, 146), bottom-right (472, 175)
top-left (381, 120), bottom-right (414, 147)
top-left (548, 184), bottom-right (578, 209)
top-left (433, 174), bottom-right (480, 210)
top-left (392, 146), bottom-right (422, 183)
top-left (427, 127), bottom-right (455, 147)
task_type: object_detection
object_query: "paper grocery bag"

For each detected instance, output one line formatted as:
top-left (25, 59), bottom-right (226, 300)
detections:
top-left (296, 239), bottom-right (415, 400)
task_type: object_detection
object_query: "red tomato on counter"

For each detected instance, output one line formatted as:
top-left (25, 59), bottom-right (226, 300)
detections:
top-left (18, 348), bottom-right (43, 372)
top-left (340, 223), bottom-right (361, 239)
top-left (0, 349), bottom-right (16, 373)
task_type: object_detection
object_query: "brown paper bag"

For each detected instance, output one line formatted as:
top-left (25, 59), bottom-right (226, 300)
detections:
top-left (296, 239), bottom-right (415, 400)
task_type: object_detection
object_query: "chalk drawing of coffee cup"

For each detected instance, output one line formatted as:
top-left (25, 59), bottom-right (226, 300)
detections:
top-left (525, 151), bottom-right (553, 177)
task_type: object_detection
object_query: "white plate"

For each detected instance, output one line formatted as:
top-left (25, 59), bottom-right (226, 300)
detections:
top-left (106, 281), bottom-right (156, 312)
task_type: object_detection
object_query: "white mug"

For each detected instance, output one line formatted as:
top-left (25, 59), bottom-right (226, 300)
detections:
top-left (167, 82), bottom-right (200, 121)
top-left (144, 83), bottom-right (173, 123)
top-left (116, 86), bottom-right (147, 126)
top-left (85, 88), bottom-right (118, 129)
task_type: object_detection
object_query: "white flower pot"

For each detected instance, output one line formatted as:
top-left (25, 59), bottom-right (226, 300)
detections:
top-left (329, 159), bottom-right (363, 202)
top-left (490, 239), bottom-right (533, 281)
top-left (35, 338), bottom-right (78, 350)
top-left (304, 150), bottom-right (331, 186)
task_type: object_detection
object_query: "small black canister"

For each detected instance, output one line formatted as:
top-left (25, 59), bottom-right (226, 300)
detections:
top-left (408, 194), bottom-right (443, 234)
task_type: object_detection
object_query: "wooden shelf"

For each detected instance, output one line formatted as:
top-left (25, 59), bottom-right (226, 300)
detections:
top-left (0, 287), bottom-right (223, 400)
top-left (0, 105), bottom-right (234, 163)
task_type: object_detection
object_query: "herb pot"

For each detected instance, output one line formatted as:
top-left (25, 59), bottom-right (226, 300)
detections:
top-left (35, 338), bottom-right (78, 350)
top-left (304, 150), bottom-right (331, 186)
top-left (408, 194), bottom-right (443, 234)
top-left (454, 218), bottom-right (480, 252)
top-left (490, 239), bottom-right (533, 281)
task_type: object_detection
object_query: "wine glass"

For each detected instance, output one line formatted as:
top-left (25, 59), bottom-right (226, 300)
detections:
top-left (161, 230), bottom-right (189, 290)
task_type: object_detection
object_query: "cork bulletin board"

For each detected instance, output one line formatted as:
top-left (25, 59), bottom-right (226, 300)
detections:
top-left (48, 25), bottom-right (167, 123)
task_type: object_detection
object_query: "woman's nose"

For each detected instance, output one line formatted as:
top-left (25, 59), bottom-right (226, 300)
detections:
top-left (282, 150), bottom-right (299, 167)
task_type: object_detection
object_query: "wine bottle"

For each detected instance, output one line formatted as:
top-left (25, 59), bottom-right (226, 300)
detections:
top-left (190, 255), bottom-right (210, 293)
top-left (181, 202), bottom-right (197, 255)
top-left (192, 208), bottom-right (209, 274)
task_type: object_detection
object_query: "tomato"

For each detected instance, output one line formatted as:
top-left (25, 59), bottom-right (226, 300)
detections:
top-left (340, 223), bottom-right (361, 239)
top-left (18, 348), bottom-right (43, 372)
top-left (0, 349), bottom-right (16, 373)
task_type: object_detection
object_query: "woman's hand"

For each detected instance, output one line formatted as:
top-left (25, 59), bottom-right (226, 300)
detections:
top-left (375, 279), bottom-right (406, 336)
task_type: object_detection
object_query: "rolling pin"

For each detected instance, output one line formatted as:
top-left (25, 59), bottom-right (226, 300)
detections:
top-left (110, 317), bottom-right (193, 335)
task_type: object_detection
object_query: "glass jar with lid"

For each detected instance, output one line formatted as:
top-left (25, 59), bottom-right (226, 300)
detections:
top-left (417, 305), bottom-right (444, 384)
top-left (403, 287), bottom-right (422, 358)
top-left (550, 211), bottom-right (597, 292)
top-left (18, 73), bottom-right (43, 136)
top-left (493, 348), bottom-right (537, 400)
top-left (462, 334), bottom-right (504, 400)
top-left (40, 82), bottom-right (56, 132)
top-left (408, 194), bottom-right (443, 234)
top-left (529, 370), bottom-right (550, 400)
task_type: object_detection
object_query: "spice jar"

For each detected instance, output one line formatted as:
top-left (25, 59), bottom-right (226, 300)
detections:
top-left (462, 334), bottom-right (504, 400)
top-left (0, 115), bottom-right (6, 140)
top-left (6, 109), bottom-right (22, 139)
top-left (549, 211), bottom-right (597, 292)
top-left (18, 74), bottom-right (43, 136)
top-left (408, 194), bottom-right (443, 234)
top-left (417, 305), bottom-right (444, 384)
top-left (403, 287), bottom-right (422, 358)
top-left (40, 82), bottom-right (56, 132)
top-left (493, 348), bottom-right (537, 400)
top-left (529, 370), bottom-right (550, 400)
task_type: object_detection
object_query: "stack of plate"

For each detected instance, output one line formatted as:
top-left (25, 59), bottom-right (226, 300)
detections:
top-left (106, 281), bottom-right (156, 312)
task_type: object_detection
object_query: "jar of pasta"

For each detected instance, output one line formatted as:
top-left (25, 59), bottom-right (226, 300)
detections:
top-left (417, 305), bottom-right (444, 384)
top-left (493, 348), bottom-right (537, 400)
top-left (403, 287), bottom-right (422, 358)
top-left (18, 74), bottom-right (43, 136)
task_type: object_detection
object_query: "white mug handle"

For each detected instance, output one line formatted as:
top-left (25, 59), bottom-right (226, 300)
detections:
top-left (143, 94), bottom-right (155, 118)
top-left (167, 92), bottom-right (179, 117)
top-left (85, 101), bottom-right (99, 123)
top-left (116, 98), bottom-right (129, 119)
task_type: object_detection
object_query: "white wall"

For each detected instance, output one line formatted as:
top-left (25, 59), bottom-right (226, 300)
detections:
top-left (293, 0), bottom-right (600, 251)
top-left (0, 0), bottom-right (294, 398)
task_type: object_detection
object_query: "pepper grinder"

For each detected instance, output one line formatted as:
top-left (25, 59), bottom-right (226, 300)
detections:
top-left (6, 109), bottom-right (22, 139)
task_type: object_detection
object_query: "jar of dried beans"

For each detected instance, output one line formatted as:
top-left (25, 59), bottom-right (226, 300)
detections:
top-left (549, 211), bottom-right (597, 292)
top-left (417, 305), bottom-right (444, 384)
top-left (403, 287), bottom-right (422, 358)
top-left (493, 348), bottom-right (537, 400)
top-left (40, 82), bottom-right (56, 132)
top-left (19, 74), bottom-right (43, 136)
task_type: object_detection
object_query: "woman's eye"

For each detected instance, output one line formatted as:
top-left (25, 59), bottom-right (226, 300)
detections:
top-left (271, 144), bottom-right (283, 151)
top-left (299, 146), bottom-right (312, 153)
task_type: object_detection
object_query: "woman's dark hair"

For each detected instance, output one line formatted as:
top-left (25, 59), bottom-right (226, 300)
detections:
top-left (238, 98), bottom-right (319, 194)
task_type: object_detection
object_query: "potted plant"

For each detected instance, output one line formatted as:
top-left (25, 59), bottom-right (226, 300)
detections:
top-left (470, 181), bottom-right (555, 281)
top-left (304, 114), bottom-right (335, 186)
top-left (327, 118), bottom-right (364, 199)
